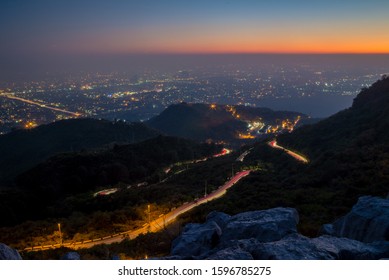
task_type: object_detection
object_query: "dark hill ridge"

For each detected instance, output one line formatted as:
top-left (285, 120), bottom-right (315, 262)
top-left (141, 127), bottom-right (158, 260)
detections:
top-left (147, 103), bottom-right (245, 141)
top-left (269, 77), bottom-right (389, 227)
top-left (147, 103), bottom-right (305, 142)
top-left (0, 118), bottom-right (159, 184)
top-left (16, 135), bottom-right (221, 198)
top-left (0, 135), bottom-right (220, 226)
top-left (278, 75), bottom-right (389, 159)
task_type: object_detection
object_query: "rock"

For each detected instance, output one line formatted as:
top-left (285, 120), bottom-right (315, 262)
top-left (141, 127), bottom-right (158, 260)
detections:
top-left (0, 243), bottom-right (22, 260)
top-left (322, 196), bottom-right (389, 242)
top-left (206, 211), bottom-right (231, 229)
top-left (319, 224), bottom-right (334, 236)
top-left (249, 234), bottom-right (336, 260)
top-left (220, 208), bottom-right (299, 245)
top-left (206, 247), bottom-right (253, 260)
top-left (246, 234), bottom-right (387, 260)
top-left (155, 255), bottom-right (186, 260)
top-left (167, 198), bottom-right (389, 260)
top-left (171, 220), bottom-right (222, 257)
top-left (368, 242), bottom-right (389, 259)
top-left (61, 252), bottom-right (81, 260)
top-left (312, 236), bottom-right (384, 260)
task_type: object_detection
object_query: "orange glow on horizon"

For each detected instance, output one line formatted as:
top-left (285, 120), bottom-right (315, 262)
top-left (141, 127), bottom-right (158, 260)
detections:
top-left (76, 40), bottom-right (389, 55)
top-left (53, 21), bottom-right (389, 55)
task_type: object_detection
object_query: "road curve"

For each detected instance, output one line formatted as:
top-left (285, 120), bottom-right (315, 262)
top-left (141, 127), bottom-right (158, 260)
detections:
top-left (268, 140), bottom-right (309, 163)
top-left (23, 170), bottom-right (251, 251)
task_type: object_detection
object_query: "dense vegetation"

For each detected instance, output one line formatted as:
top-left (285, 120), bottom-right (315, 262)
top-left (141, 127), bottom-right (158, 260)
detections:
top-left (147, 103), bottom-right (246, 141)
top-left (147, 102), bottom-right (305, 143)
top-left (0, 118), bottom-right (159, 184)
top-left (278, 76), bottom-right (389, 157)
top-left (0, 135), bottom-right (221, 228)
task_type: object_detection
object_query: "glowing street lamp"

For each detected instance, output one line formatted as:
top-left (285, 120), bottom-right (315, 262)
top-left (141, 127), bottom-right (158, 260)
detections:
top-left (148, 204), bottom-right (151, 226)
top-left (58, 223), bottom-right (62, 245)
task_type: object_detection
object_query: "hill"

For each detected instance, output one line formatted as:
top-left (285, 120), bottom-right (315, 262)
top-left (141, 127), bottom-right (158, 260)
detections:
top-left (278, 75), bottom-right (389, 159)
top-left (146, 103), bottom-right (245, 142)
top-left (147, 102), bottom-right (305, 143)
top-left (16, 135), bottom-right (220, 198)
top-left (0, 118), bottom-right (159, 185)
top-left (0, 135), bottom-right (221, 227)
top-left (175, 77), bottom-right (389, 237)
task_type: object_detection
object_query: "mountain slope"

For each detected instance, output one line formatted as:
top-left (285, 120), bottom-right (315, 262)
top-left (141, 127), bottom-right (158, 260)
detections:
top-left (270, 76), bottom-right (389, 225)
top-left (278, 76), bottom-right (389, 159)
top-left (0, 135), bottom-right (221, 227)
top-left (0, 118), bottom-right (159, 184)
top-left (147, 103), bottom-right (246, 141)
top-left (147, 102), bottom-right (305, 142)
top-left (178, 77), bottom-right (389, 238)
top-left (16, 135), bottom-right (220, 197)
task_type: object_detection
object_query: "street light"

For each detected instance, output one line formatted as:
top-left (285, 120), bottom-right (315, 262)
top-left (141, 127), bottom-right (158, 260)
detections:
top-left (58, 223), bottom-right (62, 246)
top-left (148, 204), bottom-right (151, 227)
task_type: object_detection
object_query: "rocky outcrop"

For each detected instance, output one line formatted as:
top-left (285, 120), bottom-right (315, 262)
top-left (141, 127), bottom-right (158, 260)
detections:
top-left (170, 208), bottom-right (299, 259)
top-left (219, 208), bottom-right (298, 246)
top-left (171, 212), bottom-right (230, 257)
top-left (61, 252), bottom-right (81, 260)
top-left (206, 246), bottom-right (254, 260)
top-left (248, 234), bottom-right (388, 260)
top-left (167, 197), bottom-right (389, 260)
top-left (0, 243), bottom-right (22, 260)
top-left (321, 196), bottom-right (389, 242)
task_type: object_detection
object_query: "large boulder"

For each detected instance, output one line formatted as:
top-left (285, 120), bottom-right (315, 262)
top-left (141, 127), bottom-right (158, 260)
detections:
top-left (321, 196), bottom-right (389, 242)
top-left (206, 211), bottom-right (231, 229)
top-left (249, 234), bottom-right (336, 260)
top-left (311, 236), bottom-right (387, 260)
top-left (61, 252), bottom-right (81, 260)
top-left (244, 234), bottom-right (387, 260)
top-left (167, 198), bottom-right (389, 260)
top-left (206, 246), bottom-right (254, 260)
top-left (220, 208), bottom-right (299, 245)
top-left (0, 243), bottom-right (22, 260)
top-left (171, 220), bottom-right (222, 258)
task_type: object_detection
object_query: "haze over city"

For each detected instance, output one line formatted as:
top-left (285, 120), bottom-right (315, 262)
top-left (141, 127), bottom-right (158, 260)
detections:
top-left (1, 0), bottom-right (389, 132)
top-left (1, 0), bottom-right (389, 76)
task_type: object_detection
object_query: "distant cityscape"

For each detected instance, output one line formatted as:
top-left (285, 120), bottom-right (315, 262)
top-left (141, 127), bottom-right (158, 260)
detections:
top-left (0, 64), bottom-right (386, 135)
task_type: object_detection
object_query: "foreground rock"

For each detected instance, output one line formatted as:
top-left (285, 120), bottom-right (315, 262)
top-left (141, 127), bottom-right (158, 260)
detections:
top-left (247, 234), bottom-right (388, 260)
top-left (167, 197), bottom-right (389, 260)
top-left (321, 196), bottom-right (389, 242)
top-left (61, 252), bottom-right (81, 260)
top-left (0, 243), bottom-right (22, 260)
top-left (171, 208), bottom-right (299, 259)
top-left (220, 208), bottom-right (299, 245)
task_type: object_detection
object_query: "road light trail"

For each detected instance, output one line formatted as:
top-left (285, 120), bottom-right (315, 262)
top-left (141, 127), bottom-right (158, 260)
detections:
top-left (268, 140), bottom-right (309, 163)
top-left (3, 94), bottom-right (82, 117)
top-left (22, 170), bottom-right (251, 251)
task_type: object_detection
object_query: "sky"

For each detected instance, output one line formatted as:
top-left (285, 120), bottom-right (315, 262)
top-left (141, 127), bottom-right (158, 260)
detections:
top-left (1, 0), bottom-right (389, 57)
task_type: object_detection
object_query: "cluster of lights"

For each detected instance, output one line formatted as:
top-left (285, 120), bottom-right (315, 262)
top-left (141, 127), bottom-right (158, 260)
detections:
top-left (24, 121), bottom-right (37, 129)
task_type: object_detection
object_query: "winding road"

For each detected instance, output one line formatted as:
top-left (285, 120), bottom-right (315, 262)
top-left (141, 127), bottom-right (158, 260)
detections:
top-left (22, 170), bottom-right (251, 251)
top-left (22, 140), bottom-right (307, 252)
top-left (268, 140), bottom-right (309, 163)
